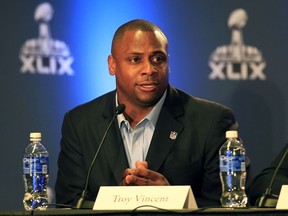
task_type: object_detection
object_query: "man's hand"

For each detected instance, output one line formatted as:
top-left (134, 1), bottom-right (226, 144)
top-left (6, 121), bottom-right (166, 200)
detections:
top-left (120, 160), bottom-right (170, 186)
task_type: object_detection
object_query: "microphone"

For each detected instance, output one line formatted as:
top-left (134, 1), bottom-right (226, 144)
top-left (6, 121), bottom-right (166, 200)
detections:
top-left (75, 104), bottom-right (126, 209)
top-left (256, 145), bottom-right (288, 208)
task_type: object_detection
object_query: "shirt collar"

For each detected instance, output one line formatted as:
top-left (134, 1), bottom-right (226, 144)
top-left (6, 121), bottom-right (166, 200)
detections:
top-left (116, 90), bottom-right (167, 128)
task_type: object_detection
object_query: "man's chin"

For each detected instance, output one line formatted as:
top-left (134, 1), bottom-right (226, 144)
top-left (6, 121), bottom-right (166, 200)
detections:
top-left (137, 96), bottom-right (162, 107)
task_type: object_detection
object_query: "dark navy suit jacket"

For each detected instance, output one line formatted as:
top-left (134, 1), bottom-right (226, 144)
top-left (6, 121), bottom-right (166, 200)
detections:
top-left (55, 85), bottom-right (251, 207)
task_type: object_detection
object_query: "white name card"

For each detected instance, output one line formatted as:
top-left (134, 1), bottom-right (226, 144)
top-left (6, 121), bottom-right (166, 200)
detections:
top-left (276, 185), bottom-right (288, 209)
top-left (93, 185), bottom-right (198, 211)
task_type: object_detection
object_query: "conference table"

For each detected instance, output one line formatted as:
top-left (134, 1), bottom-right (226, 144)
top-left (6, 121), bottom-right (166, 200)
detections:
top-left (1, 208), bottom-right (288, 216)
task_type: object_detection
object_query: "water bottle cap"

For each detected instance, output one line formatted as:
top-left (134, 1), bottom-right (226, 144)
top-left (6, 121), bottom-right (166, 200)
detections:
top-left (226, 130), bottom-right (238, 138)
top-left (30, 132), bottom-right (42, 141)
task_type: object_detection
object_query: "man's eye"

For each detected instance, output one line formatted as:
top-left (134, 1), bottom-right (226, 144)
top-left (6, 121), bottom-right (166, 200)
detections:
top-left (152, 56), bottom-right (165, 63)
top-left (130, 57), bottom-right (140, 63)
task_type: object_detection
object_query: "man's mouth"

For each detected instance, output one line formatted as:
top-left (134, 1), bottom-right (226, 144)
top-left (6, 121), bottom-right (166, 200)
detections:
top-left (137, 81), bottom-right (159, 91)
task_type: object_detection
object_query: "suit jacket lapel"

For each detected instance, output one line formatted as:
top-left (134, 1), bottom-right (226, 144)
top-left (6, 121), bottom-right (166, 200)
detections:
top-left (100, 93), bottom-right (129, 184)
top-left (146, 85), bottom-right (184, 171)
top-left (103, 121), bottom-right (129, 184)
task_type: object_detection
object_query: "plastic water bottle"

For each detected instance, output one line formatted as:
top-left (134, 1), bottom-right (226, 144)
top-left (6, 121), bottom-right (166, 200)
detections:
top-left (219, 130), bottom-right (247, 207)
top-left (23, 132), bottom-right (49, 210)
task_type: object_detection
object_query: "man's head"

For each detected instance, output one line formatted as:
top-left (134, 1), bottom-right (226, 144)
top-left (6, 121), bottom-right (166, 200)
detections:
top-left (108, 19), bottom-right (170, 109)
top-left (111, 19), bottom-right (168, 56)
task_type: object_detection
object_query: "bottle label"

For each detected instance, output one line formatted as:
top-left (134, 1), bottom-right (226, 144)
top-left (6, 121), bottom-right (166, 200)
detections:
top-left (220, 153), bottom-right (245, 172)
top-left (23, 157), bottom-right (49, 175)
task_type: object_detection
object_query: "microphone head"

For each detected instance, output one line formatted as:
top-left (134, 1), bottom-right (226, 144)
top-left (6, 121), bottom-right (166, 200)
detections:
top-left (116, 104), bottom-right (125, 114)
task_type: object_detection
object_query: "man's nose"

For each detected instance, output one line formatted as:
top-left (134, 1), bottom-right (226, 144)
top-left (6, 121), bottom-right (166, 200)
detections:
top-left (142, 60), bottom-right (157, 75)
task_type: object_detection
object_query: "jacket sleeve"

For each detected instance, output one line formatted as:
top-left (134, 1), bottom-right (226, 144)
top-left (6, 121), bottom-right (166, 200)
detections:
top-left (249, 143), bottom-right (288, 206)
top-left (55, 112), bottom-right (87, 206)
top-left (198, 107), bottom-right (252, 207)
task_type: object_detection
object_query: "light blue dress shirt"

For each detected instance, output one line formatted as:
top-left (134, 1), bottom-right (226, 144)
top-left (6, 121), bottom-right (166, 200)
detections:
top-left (116, 91), bottom-right (166, 168)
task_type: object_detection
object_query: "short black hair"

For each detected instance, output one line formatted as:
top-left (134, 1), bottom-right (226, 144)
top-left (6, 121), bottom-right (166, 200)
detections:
top-left (111, 19), bottom-right (168, 54)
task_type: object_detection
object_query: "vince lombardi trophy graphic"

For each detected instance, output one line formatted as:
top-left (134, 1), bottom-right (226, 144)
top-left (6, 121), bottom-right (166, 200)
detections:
top-left (35, 3), bottom-right (54, 55)
top-left (20, 2), bottom-right (74, 75)
top-left (228, 8), bottom-right (247, 62)
top-left (209, 9), bottom-right (266, 80)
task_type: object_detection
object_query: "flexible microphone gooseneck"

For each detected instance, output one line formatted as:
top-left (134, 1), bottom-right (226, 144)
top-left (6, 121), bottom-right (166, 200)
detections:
top-left (256, 145), bottom-right (288, 208)
top-left (75, 104), bottom-right (126, 209)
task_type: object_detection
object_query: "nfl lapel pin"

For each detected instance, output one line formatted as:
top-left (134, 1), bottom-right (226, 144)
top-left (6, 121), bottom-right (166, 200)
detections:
top-left (169, 131), bottom-right (178, 140)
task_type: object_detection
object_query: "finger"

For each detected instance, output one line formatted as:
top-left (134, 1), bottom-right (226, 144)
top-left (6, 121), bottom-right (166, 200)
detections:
top-left (125, 174), bottom-right (150, 186)
top-left (133, 167), bottom-right (154, 179)
top-left (124, 175), bottom-right (138, 185)
top-left (134, 169), bottom-right (170, 185)
top-left (121, 168), bottom-right (137, 186)
top-left (122, 168), bottom-right (131, 178)
top-left (142, 161), bottom-right (148, 168)
top-left (123, 168), bottom-right (136, 177)
top-left (135, 160), bottom-right (148, 169)
top-left (124, 171), bottom-right (169, 186)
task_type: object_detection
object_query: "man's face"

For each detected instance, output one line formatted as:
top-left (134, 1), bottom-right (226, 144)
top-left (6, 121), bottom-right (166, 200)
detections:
top-left (108, 30), bottom-right (169, 108)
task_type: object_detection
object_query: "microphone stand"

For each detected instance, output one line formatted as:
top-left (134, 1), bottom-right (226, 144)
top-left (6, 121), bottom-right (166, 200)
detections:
top-left (75, 104), bottom-right (125, 209)
top-left (256, 146), bottom-right (288, 208)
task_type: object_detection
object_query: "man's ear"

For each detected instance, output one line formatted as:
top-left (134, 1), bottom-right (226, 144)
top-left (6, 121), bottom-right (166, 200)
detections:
top-left (108, 55), bottom-right (116, 75)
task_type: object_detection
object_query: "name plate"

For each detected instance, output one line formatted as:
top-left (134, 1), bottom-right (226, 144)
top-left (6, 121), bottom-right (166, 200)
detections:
top-left (276, 185), bottom-right (288, 209)
top-left (93, 185), bottom-right (198, 210)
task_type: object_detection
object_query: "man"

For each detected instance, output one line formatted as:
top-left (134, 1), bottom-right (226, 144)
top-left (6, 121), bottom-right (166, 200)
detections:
top-left (249, 143), bottom-right (288, 206)
top-left (55, 19), bottom-right (251, 208)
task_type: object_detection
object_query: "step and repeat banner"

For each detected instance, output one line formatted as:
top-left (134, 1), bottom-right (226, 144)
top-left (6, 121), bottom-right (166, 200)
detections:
top-left (0, 0), bottom-right (287, 210)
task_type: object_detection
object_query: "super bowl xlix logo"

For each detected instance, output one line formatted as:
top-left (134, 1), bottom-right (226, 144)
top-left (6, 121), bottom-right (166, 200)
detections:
top-left (209, 9), bottom-right (266, 80)
top-left (19, 3), bottom-right (74, 75)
